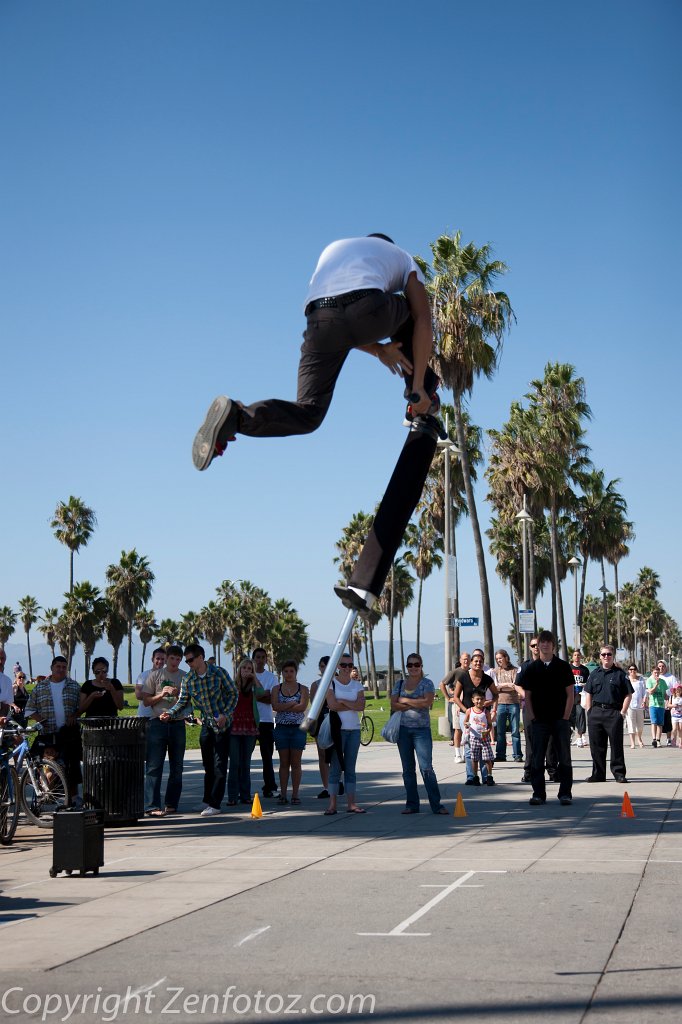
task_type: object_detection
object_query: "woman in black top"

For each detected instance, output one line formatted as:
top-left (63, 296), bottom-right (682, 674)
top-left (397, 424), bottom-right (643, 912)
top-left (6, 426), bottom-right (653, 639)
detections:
top-left (79, 657), bottom-right (124, 717)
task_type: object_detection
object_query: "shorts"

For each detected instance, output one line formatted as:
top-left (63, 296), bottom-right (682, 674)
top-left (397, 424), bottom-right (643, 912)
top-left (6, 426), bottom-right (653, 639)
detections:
top-left (625, 708), bottom-right (644, 733)
top-left (469, 736), bottom-right (494, 764)
top-left (274, 723), bottom-right (306, 752)
top-left (649, 706), bottom-right (665, 727)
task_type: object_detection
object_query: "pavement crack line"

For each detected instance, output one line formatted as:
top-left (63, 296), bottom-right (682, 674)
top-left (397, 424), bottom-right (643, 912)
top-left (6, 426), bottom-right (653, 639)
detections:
top-left (577, 781), bottom-right (681, 1024)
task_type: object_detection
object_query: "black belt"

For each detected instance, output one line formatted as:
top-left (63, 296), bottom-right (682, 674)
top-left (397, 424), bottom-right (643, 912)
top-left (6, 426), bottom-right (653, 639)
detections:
top-left (593, 702), bottom-right (620, 710)
top-left (305, 289), bottom-right (382, 316)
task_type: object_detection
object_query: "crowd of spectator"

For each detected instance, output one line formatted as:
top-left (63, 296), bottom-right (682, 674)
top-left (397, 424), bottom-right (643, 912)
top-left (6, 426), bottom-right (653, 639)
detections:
top-left (0, 640), bottom-right (678, 822)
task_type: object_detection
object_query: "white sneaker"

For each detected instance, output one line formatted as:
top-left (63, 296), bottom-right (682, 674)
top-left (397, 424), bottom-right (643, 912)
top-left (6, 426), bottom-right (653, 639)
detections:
top-left (454, 754), bottom-right (464, 764)
top-left (195, 803), bottom-right (209, 812)
top-left (201, 806), bottom-right (221, 817)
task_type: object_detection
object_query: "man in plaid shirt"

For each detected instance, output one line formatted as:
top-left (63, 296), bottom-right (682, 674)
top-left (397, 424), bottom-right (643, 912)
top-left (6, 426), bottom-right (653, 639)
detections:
top-left (161, 644), bottom-right (238, 817)
top-left (25, 655), bottom-right (82, 797)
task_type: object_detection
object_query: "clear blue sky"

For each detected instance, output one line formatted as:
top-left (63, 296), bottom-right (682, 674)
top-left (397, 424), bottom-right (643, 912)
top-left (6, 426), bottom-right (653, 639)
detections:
top-left (1, 1), bottom-right (680, 663)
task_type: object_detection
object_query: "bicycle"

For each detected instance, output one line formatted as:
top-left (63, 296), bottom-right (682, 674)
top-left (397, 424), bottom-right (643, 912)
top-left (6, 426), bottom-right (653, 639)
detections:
top-left (1, 722), bottom-right (70, 829)
top-left (360, 712), bottom-right (374, 746)
top-left (0, 729), bottom-right (20, 844)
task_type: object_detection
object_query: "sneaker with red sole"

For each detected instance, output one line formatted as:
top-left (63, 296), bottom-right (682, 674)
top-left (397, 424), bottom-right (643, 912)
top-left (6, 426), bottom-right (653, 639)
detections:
top-left (192, 396), bottom-right (240, 470)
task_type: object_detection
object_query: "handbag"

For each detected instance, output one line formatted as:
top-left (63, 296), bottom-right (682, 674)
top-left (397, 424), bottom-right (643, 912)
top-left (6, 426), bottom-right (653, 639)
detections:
top-left (381, 710), bottom-right (403, 743)
top-left (317, 714), bottom-right (334, 749)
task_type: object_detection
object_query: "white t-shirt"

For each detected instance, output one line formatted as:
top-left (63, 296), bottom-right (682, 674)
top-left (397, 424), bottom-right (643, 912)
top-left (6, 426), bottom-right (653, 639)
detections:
top-left (304, 236), bottom-right (424, 307)
top-left (50, 682), bottom-right (67, 729)
top-left (0, 671), bottom-right (13, 707)
top-left (255, 669), bottom-right (277, 724)
top-left (331, 679), bottom-right (364, 730)
top-left (135, 668), bottom-right (153, 718)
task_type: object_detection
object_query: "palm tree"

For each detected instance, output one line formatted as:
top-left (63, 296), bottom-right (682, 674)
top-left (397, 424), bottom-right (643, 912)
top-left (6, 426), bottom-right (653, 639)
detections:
top-left (135, 608), bottom-right (158, 672)
top-left (64, 582), bottom-right (107, 680)
top-left (155, 618), bottom-right (181, 648)
top-left (18, 596), bottom-right (40, 679)
top-left (379, 559), bottom-right (415, 689)
top-left (268, 599), bottom-right (309, 674)
top-left (418, 231), bottom-right (515, 661)
top-left (178, 611), bottom-right (204, 648)
top-left (199, 601), bottom-right (226, 664)
top-left (50, 496), bottom-right (97, 594)
top-left (526, 363), bottom-right (592, 657)
top-left (104, 606), bottom-right (127, 680)
top-left (573, 470), bottom-right (628, 644)
top-left (105, 549), bottom-right (155, 684)
top-left (38, 607), bottom-right (60, 659)
top-left (0, 606), bottom-right (17, 650)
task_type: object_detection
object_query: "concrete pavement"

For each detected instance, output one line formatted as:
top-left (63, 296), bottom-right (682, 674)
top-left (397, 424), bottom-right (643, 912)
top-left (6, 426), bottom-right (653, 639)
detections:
top-left (0, 740), bottom-right (680, 1022)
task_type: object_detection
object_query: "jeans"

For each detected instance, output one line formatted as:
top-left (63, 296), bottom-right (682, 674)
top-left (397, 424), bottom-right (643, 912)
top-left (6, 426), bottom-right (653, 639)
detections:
top-left (397, 726), bottom-right (444, 813)
top-left (529, 719), bottom-right (572, 800)
top-left (200, 725), bottom-right (230, 809)
top-left (144, 718), bottom-right (186, 811)
top-left (445, 700), bottom-right (457, 739)
top-left (496, 703), bottom-right (522, 760)
top-left (328, 729), bottom-right (361, 797)
top-left (258, 721), bottom-right (277, 793)
top-left (459, 711), bottom-right (488, 782)
top-left (228, 734), bottom-right (257, 802)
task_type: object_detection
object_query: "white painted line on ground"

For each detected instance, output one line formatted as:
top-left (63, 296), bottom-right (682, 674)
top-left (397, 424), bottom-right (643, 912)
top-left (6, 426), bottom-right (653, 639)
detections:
top-left (0, 917), bottom-right (33, 929)
top-left (128, 978), bottom-right (167, 999)
top-left (358, 869), bottom-right (508, 937)
top-left (236, 925), bottom-right (271, 946)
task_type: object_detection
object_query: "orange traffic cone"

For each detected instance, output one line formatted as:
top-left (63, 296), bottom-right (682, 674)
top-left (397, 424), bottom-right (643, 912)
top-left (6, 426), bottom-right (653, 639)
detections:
top-left (620, 792), bottom-right (635, 818)
top-left (454, 792), bottom-right (467, 818)
top-left (251, 793), bottom-right (263, 818)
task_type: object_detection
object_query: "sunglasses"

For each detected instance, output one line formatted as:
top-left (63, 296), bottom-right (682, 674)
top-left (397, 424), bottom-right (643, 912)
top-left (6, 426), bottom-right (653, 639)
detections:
top-left (407, 662), bottom-right (422, 668)
top-left (600, 652), bottom-right (613, 657)
top-left (185, 656), bottom-right (195, 664)
top-left (339, 663), bottom-right (353, 669)
top-left (530, 644), bottom-right (538, 649)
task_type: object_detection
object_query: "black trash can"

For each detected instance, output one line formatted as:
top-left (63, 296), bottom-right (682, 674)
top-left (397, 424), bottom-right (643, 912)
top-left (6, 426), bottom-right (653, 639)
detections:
top-left (81, 717), bottom-right (148, 825)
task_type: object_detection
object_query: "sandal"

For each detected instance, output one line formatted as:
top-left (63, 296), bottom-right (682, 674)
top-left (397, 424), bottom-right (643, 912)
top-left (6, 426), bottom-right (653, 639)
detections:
top-left (401, 808), bottom-right (419, 815)
top-left (277, 795), bottom-right (289, 805)
top-left (347, 807), bottom-right (366, 814)
top-left (148, 809), bottom-right (166, 817)
top-left (291, 797), bottom-right (302, 805)
top-left (324, 808), bottom-right (337, 815)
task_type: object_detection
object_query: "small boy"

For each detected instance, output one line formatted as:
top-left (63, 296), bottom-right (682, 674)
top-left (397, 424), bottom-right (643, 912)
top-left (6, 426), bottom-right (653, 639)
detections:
top-left (464, 688), bottom-right (495, 787)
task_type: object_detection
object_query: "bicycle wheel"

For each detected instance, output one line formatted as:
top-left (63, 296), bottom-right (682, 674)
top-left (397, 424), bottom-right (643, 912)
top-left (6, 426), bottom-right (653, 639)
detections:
top-left (0, 764), bottom-right (20, 844)
top-left (360, 714), bottom-right (374, 746)
top-left (20, 757), bottom-right (70, 828)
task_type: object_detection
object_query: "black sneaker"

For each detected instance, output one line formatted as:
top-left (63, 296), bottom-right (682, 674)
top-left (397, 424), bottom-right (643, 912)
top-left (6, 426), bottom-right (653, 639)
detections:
top-left (559, 795), bottom-right (572, 805)
top-left (192, 396), bottom-right (240, 470)
top-left (334, 585), bottom-right (379, 616)
top-left (486, 775), bottom-right (495, 787)
top-left (529, 795), bottom-right (546, 805)
top-left (317, 789), bottom-right (330, 799)
top-left (521, 773), bottom-right (531, 783)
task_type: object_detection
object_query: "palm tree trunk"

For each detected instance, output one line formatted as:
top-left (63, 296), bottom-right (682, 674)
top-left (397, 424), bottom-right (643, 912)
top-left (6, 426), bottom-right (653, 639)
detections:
top-left (453, 394), bottom-right (493, 662)
top-left (26, 629), bottom-right (33, 680)
top-left (112, 646), bottom-right (120, 681)
top-left (127, 623), bottom-right (134, 685)
top-left (141, 642), bottom-right (147, 674)
top-left (362, 635), bottom-right (370, 687)
top-left (399, 613), bottom-right (406, 679)
top-left (510, 584), bottom-right (520, 661)
top-left (600, 558), bottom-right (609, 644)
top-left (416, 578), bottom-right (423, 655)
top-left (550, 497), bottom-right (568, 657)
top-left (578, 556), bottom-right (589, 646)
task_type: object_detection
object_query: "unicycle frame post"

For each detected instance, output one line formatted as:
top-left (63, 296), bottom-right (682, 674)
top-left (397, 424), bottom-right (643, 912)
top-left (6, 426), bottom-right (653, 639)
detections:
top-left (300, 608), bottom-right (358, 733)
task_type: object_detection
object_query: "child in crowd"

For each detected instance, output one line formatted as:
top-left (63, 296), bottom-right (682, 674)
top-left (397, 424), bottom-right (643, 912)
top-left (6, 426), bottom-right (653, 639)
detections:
top-left (670, 685), bottom-right (682, 748)
top-left (464, 688), bottom-right (495, 787)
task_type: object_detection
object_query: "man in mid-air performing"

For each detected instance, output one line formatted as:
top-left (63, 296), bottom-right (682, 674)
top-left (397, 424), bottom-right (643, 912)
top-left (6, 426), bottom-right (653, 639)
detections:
top-left (193, 233), bottom-right (443, 615)
top-left (193, 234), bottom-right (439, 459)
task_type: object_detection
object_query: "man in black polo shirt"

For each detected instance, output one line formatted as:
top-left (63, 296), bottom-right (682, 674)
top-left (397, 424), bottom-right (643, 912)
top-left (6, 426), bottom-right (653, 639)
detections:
top-left (583, 645), bottom-right (633, 783)
top-left (517, 630), bottom-right (574, 806)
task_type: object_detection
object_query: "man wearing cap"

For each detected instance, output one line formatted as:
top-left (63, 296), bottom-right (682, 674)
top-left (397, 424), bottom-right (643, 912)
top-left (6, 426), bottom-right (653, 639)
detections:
top-left (583, 645), bottom-right (633, 783)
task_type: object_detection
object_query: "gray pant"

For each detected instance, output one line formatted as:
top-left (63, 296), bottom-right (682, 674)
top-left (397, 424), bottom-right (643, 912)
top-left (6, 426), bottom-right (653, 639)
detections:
top-left (233, 291), bottom-right (436, 437)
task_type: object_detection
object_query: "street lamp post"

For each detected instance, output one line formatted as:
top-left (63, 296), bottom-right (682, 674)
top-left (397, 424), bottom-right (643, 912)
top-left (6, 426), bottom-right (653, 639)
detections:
top-left (568, 556), bottom-right (581, 651)
top-left (515, 500), bottom-right (533, 661)
top-left (615, 601), bottom-right (622, 652)
top-left (437, 418), bottom-right (460, 677)
top-left (645, 625), bottom-right (652, 671)
top-left (631, 613), bottom-right (639, 665)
